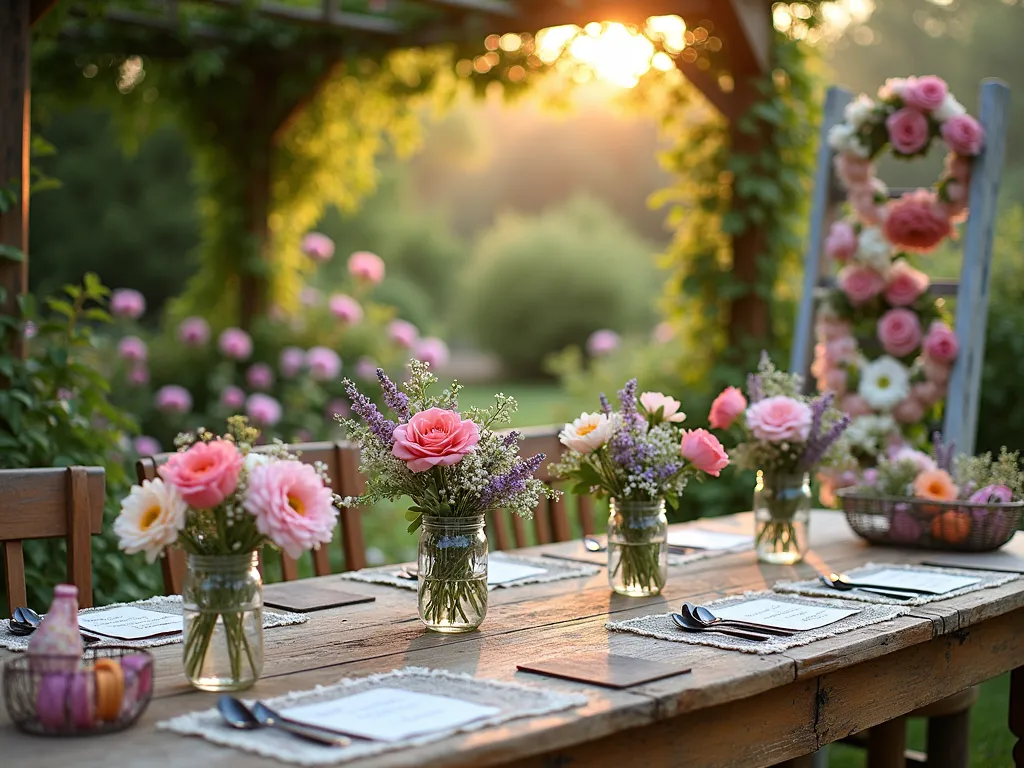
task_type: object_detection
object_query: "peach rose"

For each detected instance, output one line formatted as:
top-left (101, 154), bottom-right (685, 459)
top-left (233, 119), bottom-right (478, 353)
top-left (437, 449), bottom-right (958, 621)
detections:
top-left (841, 394), bottom-right (873, 417)
top-left (159, 439), bottom-right (244, 509)
top-left (838, 265), bottom-right (886, 306)
top-left (824, 221), bottom-right (857, 263)
top-left (913, 468), bottom-right (959, 503)
top-left (877, 308), bottom-right (923, 358)
top-left (884, 259), bottom-right (930, 306)
top-left (923, 358), bottom-right (951, 385)
top-left (886, 107), bottom-right (930, 155)
top-left (815, 316), bottom-right (852, 342)
top-left (912, 381), bottom-right (944, 407)
top-left (923, 321), bottom-right (959, 364)
top-left (834, 155), bottom-right (873, 187)
top-left (883, 189), bottom-right (954, 253)
top-left (849, 181), bottom-right (886, 226)
top-left (821, 368), bottom-right (848, 397)
top-left (708, 386), bottom-right (747, 430)
top-left (903, 75), bottom-right (948, 112)
top-left (680, 429), bottom-right (729, 477)
top-left (745, 396), bottom-right (813, 443)
top-left (893, 397), bottom-right (926, 424)
top-left (941, 114), bottom-right (984, 157)
top-left (825, 335), bottom-right (858, 366)
top-left (392, 408), bottom-right (480, 473)
top-left (639, 392), bottom-right (686, 423)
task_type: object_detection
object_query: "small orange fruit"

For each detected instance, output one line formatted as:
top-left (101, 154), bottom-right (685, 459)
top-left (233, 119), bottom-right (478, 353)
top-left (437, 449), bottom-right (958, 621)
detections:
top-left (930, 510), bottom-right (972, 545)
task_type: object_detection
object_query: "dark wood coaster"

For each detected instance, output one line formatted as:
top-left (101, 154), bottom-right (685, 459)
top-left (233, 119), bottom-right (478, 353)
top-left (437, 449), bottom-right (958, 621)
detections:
top-left (263, 582), bottom-right (376, 613)
top-left (921, 551), bottom-right (1024, 574)
top-left (517, 652), bottom-right (691, 689)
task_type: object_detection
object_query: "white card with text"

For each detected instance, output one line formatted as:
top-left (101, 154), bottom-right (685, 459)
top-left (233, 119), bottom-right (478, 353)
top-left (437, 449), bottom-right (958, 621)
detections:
top-left (77, 606), bottom-right (182, 640)
top-left (713, 599), bottom-right (859, 631)
top-left (862, 568), bottom-right (980, 594)
top-left (667, 529), bottom-right (753, 551)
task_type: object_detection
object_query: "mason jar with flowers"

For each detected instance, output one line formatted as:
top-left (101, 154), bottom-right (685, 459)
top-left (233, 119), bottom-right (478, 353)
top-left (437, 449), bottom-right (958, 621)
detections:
top-left (341, 361), bottom-right (557, 633)
top-left (114, 417), bottom-right (339, 691)
top-left (710, 355), bottom-right (851, 564)
top-left (552, 379), bottom-right (729, 596)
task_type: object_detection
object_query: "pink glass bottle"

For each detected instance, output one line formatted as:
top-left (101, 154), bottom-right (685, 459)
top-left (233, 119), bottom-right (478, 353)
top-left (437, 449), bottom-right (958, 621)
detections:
top-left (29, 584), bottom-right (83, 670)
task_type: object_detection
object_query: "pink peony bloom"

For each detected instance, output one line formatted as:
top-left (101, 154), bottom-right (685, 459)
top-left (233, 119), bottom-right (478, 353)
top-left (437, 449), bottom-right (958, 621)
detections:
top-left (128, 365), bottom-right (149, 387)
top-left (246, 363), bottom-right (274, 391)
top-left (348, 251), bottom-right (385, 284)
top-left (155, 385), bottom-right (192, 414)
top-left (220, 385), bottom-right (246, 410)
top-left (746, 396), bottom-right (813, 443)
top-left (652, 321), bottom-right (675, 344)
top-left (300, 287), bottom-right (321, 307)
top-left (280, 347), bottom-right (305, 378)
top-left (886, 107), bottom-right (930, 155)
top-left (877, 308), bottom-right (923, 358)
top-left (709, 386), bottom-right (747, 430)
top-left (301, 232), bottom-right (335, 263)
top-left (111, 288), bottom-right (146, 320)
top-left (118, 335), bottom-right (148, 363)
top-left (849, 181), bottom-right (886, 226)
top-left (328, 294), bottom-right (362, 324)
top-left (824, 220), bottom-right (857, 263)
top-left (883, 189), bottom-right (954, 253)
top-left (586, 329), bottom-right (620, 357)
top-left (941, 114), bottom-right (984, 156)
top-left (903, 75), bottom-right (948, 112)
top-left (841, 393), bottom-right (873, 417)
top-left (923, 321), bottom-right (959, 363)
top-left (325, 398), bottom-right (350, 420)
top-left (923, 358), bottom-right (951, 385)
top-left (838, 265), bottom-right (886, 305)
top-left (679, 429), bottom-right (729, 477)
top-left (393, 408), bottom-right (480, 473)
top-left (159, 439), bottom-right (242, 509)
top-left (414, 337), bottom-right (450, 369)
top-left (177, 317), bottom-right (210, 346)
top-left (834, 155), bottom-right (873, 187)
top-left (243, 461), bottom-right (337, 559)
top-left (388, 320), bottom-right (418, 349)
top-left (219, 328), bottom-right (253, 361)
top-left (133, 436), bottom-right (161, 456)
top-left (306, 346), bottom-right (342, 381)
top-left (884, 260), bottom-right (930, 306)
top-left (355, 357), bottom-right (378, 380)
top-left (639, 392), bottom-right (686, 423)
top-left (893, 397), bottom-right (926, 424)
top-left (246, 393), bottom-right (283, 427)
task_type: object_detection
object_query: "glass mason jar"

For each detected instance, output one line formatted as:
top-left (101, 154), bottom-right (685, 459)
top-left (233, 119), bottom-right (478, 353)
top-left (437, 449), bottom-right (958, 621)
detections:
top-left (182, 552), bottom-right (263, 691)
top-left (418, 515), bottom-right (488, 633)
top-left (607, 498), bottom-right (668, 597)
top-left (754, 471), bottom-right (812, 564)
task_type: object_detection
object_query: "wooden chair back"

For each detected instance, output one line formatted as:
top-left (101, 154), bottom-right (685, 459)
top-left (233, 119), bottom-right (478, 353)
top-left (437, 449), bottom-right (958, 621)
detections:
top-left (136, 441), bottom-right (366, 594)
top-left (0, 466), bottom-right (105, 611)
top-left (790, 80), bottom-right (1010, 456)
top-left (488, 426), bottom-right (598, 550)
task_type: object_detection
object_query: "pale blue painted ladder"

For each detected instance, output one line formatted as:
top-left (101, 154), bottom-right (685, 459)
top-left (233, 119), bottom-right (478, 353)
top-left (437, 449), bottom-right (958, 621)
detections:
top-left (790, 79), bottom-right (1011, 457)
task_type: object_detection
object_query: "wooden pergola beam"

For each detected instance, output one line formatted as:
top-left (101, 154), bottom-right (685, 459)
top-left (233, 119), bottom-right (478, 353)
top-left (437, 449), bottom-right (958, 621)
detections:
top-left (201, 0), bottom-right (403, 34)
top-left (414, 0), bottom-right (517, 16)
top-left (506, 0), bottom-right (714, 32)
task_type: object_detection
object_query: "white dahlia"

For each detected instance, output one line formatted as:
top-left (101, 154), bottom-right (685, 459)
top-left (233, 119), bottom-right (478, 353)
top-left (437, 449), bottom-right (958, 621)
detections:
top-left (114, 479), bottom-right (187, 563)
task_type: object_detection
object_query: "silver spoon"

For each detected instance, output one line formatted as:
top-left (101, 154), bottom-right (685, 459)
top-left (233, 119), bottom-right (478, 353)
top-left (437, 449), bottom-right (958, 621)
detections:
top-left (818, 575), bottom-right (914, 600)
top-left (686, 603), bottom-right (796, 637)
top-left (824, 572), bottom-right (938, 595)
top-left (218, 696), bottom-right (350, 746)
top-left (252, 701), bottom-right (364, 743)
top-left (583, 537), bottom-right (606, 553)
top-left (9, 607), bottom-right (101, 643)
top-left (670, 611), bottom-right (769, 642)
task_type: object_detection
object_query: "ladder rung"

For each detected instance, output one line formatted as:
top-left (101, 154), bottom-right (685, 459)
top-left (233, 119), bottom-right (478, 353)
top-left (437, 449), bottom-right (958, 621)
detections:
top-left (815, 278), bottom-right (959, 297)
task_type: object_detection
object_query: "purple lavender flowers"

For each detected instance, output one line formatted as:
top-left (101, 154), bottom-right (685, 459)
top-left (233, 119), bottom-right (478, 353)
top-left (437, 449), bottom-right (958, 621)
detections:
top-left (376, 368), bottom-right (410, 422)
top-left (478, 453), bottom-right (545, 509)
top-left (798, 392), bottom-right (851, 470)
top-left (344, 379), bottom-right (396, 445)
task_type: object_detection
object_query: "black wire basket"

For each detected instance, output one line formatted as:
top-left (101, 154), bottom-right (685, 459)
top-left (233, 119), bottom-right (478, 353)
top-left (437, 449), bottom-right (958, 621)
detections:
top-left (838, 488), bottom-right (1024, 551)
top-left (3, 647), bottom-right (154, 736)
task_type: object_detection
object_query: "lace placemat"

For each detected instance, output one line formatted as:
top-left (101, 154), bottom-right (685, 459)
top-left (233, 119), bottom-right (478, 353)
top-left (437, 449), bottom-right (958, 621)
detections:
top-left (0, 594), bottom-right (307, 652)
top-left (606, 591), bottom-right (910, 654)
top-left (159, 666), bottom-right (588, 766)
top-left (773, 562), bottom-right (1019, 606)
top-left (339, 552), bottom-right (600, 592)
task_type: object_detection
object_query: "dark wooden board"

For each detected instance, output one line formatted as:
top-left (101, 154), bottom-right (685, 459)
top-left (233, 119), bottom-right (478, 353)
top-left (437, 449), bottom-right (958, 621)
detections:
top-left (517, 652), bottom-right (692, 689)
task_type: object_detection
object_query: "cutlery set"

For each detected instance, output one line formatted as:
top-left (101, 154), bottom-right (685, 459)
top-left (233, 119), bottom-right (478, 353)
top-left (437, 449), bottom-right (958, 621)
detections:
top-left (218, 696), bottom-right (364, 747)
top-left (7, 606), bottom-right (101, 644)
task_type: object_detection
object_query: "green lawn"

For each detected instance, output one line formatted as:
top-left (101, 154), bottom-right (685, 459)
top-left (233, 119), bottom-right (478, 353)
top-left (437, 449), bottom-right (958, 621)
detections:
top-left (457, 382), bottom-right (586, 428)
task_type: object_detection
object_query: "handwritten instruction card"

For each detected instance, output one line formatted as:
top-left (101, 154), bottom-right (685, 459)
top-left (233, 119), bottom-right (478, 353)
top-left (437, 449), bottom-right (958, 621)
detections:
top-left (281, 688), bottom-right (499, 742)
top-left (714, 599), bottom-right (860, 631)
top-left (487, 559), bottom-right (547, 586)
top-left (77, 606), bottom-right (182, 640)
top-left (861, 568), bottom-right (980, 594)
top-left (667, 530), bottom-right (753, 551)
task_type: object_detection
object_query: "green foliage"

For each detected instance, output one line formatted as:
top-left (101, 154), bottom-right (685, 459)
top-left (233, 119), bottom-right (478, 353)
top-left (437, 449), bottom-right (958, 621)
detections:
top-left (460, 196), bottom-right (659, 377)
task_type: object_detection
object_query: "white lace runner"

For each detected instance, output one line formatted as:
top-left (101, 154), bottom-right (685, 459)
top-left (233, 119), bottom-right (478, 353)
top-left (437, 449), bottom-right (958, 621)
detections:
top-left (159, 666), bottom-right (588, 766)
top-left (339, 552), bottom-right (600, 592)
top-left (773, 562), bottom-right (1018, 606)
top-left (606, 591), bottom-right (911, 654)
top-left (0, 594), bottom-right (307, 652)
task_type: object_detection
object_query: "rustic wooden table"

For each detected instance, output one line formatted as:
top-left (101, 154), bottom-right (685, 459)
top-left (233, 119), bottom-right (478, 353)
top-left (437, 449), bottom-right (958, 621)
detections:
top-left (4, 510), bottom-right (1024, 768)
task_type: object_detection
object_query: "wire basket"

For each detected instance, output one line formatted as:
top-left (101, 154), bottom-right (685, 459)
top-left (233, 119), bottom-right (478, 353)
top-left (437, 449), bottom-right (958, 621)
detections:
top-left (838, 488), bottom-right (1024, 551)
top-left (3, 647), bottom-right (153, 736)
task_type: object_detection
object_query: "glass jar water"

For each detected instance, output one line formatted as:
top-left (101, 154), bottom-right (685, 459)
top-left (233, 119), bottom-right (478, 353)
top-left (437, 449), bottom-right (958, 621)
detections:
top-left (607, 498), bottom-right (668, 597)
top-left (418, 515), bottom-right (488, 633)
top-left (754, 471), bottom-right (812, 564)
top-left (182, 552), bottom-right (263, 691)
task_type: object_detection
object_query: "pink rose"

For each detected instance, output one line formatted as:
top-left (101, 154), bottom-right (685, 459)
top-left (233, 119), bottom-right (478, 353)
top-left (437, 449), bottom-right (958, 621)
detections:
top-left (837, 265), bottom-right (886, 305)
top-left (941, 114), bottom-right (984, 156)
top-left (177, 317), bottom-right (210, 346)
top-left (923, 321), bottom-right (959, 363)
top-left (388, 320), bottom-right (418, 349)
top-left (586, 329), bottom-right (620, 357)
top-left (301, 232), bottom-right (335, 263)
top-left (133, 436), bottom-right (161, 456)
top-left (246, 363), bottom-right (274, 391)
top-left (883, 189), bottom-right (953, 253)
top-left (244, 461), bottom-right (337, 559)
top-left (893, 397), bottom-right (926, 424)
top-left (220, 385), bottom-right (246, 410)
top-left (824, 220), bottom-right (857, 263)
top-left (414, 337), bottom-right (450, 370)
top-left (154, 385), bottom-right (192, 414)
top-left (639, 391), bottom-right (686, 423)
top-left (903, 75), bottom-right (948, 112)
top-left (392, 408), bottom-right (480, 472)
top-left (306, 347), bottom-right (342, 381)
top-left (834, 155), bottom-right (873, 187)
top-left (118, 335), bottom-right (148, 363)
top-left (708, 386), bottom-right (747, 429)
top-left (348, 251), bottom-right (385, 284)
top-left (246, 393), bottom-right (283, 427)
top-left (877, 308), bottom-right (923, 357)
top-left (923, 358), bottom-right (951, 385)
top-left (328, 294), bottom-right (362, 324)
top-left (219, 328), bottom-right (253, 361)
top-left (159, 439), bottom-right (243, 509)
top-left (280, 347), bottom-right (305, 378)
top-left (886, 107), bottom-right (930, 155)
top-left (884, 260), bottom-right (930, 306)
top-left (841, 393), bottom-right (873, 417)
top-left (745, 396), bottom-right (813, 443)
top-left (680, 429), bottom-right (729, 477)
top-left (849, 181), bottom-right (886, 226)
top-left (128, 365), bottom-right (149, 386)
top-left (111, 289), bottom-right (145, 320)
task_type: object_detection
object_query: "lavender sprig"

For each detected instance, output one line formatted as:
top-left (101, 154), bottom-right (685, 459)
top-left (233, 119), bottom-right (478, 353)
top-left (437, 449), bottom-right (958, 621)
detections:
top-left (344, 379), bottom-right (397, 446)
top-left (799, 412), bottom-right (851, 470)
top-left (376, 368), bottom-right (410, 422)
top-left (933, 432), bottom-right (956, 473)
top-left (478, 453), bottom-right (545, 508)
top-left (599, 393), bottom-right (612, 415)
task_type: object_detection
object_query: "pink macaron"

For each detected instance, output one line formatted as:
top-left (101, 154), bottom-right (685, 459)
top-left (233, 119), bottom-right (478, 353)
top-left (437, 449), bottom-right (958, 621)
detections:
top-left (68, 669), bottom-right (96, 729)
top-left (35, 673), bottom-right (70, 729)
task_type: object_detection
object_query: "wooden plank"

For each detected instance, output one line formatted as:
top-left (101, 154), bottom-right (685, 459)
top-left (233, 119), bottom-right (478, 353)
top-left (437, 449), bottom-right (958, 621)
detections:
top-left (414, 0), bottom-right (516, 16)
top-left (0, 467), bottom-right (105, 540)
top-left (3, 540), bottom-right (27, 612)
top-left (203, 0), bottom-right (402, 33)
top-left (577, 495), bottom-right (597, 536)
top-left (279, 552), bottom-right (299, 581)
top-left (942, 79), bottom-right (1011, 457)
top-left (66, 466), bottom-right (95, 608)
top-left (548, 493), bottom-right (572, 542)
top-left (311, 543), bottom-right (332, 576)
top-left (727, 0), bottom-right (772, 73)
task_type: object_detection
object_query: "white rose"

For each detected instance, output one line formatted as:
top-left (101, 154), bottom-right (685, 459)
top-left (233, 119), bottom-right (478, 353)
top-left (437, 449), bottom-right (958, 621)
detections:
top-left (855, 227), bottom-right (894, 273)
top-left (933, 93), bottom-right (966, 122)
top-left (878, 77), bottom-right (910, 101)
top-left (243, 452), bottom-right (271, 474)
top-left (844, 95), bottom-right (876, 129)
top-left (828, 124), bottom-right (854, 152)
top-left (559, 412), bottom-right (615, 454)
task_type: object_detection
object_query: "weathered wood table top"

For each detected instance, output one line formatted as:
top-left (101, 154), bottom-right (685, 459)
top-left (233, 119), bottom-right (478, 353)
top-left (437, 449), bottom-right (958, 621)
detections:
top-left (4, 510), bottom-right (1024, 768)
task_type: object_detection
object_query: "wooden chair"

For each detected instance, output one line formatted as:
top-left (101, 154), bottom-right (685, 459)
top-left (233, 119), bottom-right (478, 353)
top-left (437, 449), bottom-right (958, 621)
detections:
top-left (789, 80), bottom-right (1010, 768)
top-left (136, 441), bottom-right (366, 594)
top-left (0, 466), bottom-right (105, 611)
top-left (488, 426), bottom-right (598, 550)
